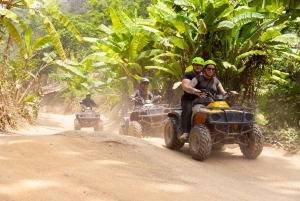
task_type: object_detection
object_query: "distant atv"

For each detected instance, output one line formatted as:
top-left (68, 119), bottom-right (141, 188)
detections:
top-left (74, 103), bottom-right (103, 131)
top-left (164, 90), bottom-right (264, 161)
top-left (119, 96), bottom-right (171, 138)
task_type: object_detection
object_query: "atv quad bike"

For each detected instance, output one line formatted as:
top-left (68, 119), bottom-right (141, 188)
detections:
top-left (119, 96), bottom-right (171, 138)
top-left (74, 103), bottom-right (103, 131)
top-left (164, 90), bottom-right (264, 161)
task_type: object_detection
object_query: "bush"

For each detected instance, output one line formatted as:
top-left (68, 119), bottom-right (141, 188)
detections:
top-left (264, 127), bottom-right (300, 154)
top-left (259, 81), bottom-right (300, 129)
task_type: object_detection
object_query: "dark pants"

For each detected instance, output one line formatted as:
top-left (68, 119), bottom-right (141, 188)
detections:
top-left (181, 99), bottom-right (193, 134)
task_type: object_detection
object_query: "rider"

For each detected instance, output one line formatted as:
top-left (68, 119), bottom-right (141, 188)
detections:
top-left (180, 60), bottom-right (237, 141)
top-left (130, 78), bottom-right (161, 107)
top-left (80, 94), bottom-right (98, 108)
top-left (180, 57), bottom-right (205, 142)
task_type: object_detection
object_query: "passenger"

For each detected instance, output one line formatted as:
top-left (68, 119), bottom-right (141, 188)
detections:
top-left (180, 57), bottom-right (205, 141)
top-left (180, 60), bottom-right (237, 141)
top-left (130, 78), bottom-right (161, 107)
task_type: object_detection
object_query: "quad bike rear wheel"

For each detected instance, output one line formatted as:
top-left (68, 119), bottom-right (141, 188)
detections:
top-left (128, 121), bottom-right (142, 138)
top-left (74, 119), bottom-right (81, 130)
top-left (239, 125), bottom-right (264, 159)
top-left (164, 117), bottom-right (184, 150)
top-left (189, 125), bottom-right (212, 161)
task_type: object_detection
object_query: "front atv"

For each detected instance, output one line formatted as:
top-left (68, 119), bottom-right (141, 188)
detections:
top-left (74, 105), bottom-right (103, 131)
top-left (164, 90), bottom-right (264, 161)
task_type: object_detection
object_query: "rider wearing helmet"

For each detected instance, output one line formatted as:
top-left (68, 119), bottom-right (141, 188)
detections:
top-left (81, 94), bottom-right (98, 108)
top-left (130, 78), bottom-right (162, 107)
top-left (187, 59), bottom-right (224, 95)
top-left (180, 59), bottom-right (237, 141)
top-left (180, 57), bottom-right (205, 142)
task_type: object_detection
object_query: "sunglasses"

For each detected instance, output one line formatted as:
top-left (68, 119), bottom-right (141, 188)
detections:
top-left (206, 67), bottom-right (216, 71)
top-left (142, 82), bottom-right (149, 85)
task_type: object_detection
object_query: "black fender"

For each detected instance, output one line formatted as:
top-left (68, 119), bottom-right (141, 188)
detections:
top-left (167, 111), bottom-right (182, 122)
top-left (123, 116), bottom-right (130, 129)
top-left (130, 112), bottom-right (139, 121)
top-left (121, 116), bottom-right (130, 135)
top-left (166, 111), bottom-right (182, 137)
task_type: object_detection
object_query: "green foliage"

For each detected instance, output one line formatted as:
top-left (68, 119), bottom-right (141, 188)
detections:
top-left (249, 0), bottom-right (300, 10)
top-left (52, 14), bottom-right (100, 60)
top-left (50, 56), bottom-right (114, 100)
top-left (0, 0), bottom-right (82, 129)
top-left (143, 0), bottom-right (300, 107)
top-left (57, 0), bottom-right (87, 15)
top-left (57, 0), bottom-right (300, 113)
top-left (264, 128), bottom-right (300, 154)
top-left (259, 80), bottom-right (300, 129)
top-left (77, 0), bottom-right (153, 26)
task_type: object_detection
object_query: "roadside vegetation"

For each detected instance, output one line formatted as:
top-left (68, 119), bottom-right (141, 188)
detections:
top-left (0, 0), bottom-right (299, 153)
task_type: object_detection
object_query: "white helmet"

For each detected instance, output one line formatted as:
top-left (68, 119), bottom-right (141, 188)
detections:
top-left (140, 78), bottom-right (150, 84)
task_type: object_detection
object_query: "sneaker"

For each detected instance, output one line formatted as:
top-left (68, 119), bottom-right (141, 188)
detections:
top-left (180, 133), bottom-right (189, 142)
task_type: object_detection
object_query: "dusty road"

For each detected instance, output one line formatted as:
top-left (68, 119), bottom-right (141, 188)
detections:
top-left (1, 113), bottom-right (300, 201)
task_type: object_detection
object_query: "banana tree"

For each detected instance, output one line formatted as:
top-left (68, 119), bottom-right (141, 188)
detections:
top-left (0, 0), bottom-right (82, 129)
top-left (80, 7), bottom-right (175, 113)
top-left (146, 0), bottom-right (300, 106)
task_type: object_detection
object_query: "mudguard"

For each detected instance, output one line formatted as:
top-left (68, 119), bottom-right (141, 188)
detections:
top-left (120, 116), bottom-right (130, 135)
top-left (123, 116), bottom-right (130, 130)
top-left (167, 111), bottom-right (182, 122)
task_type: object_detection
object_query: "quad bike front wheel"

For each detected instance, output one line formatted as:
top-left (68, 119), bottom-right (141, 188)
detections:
top-left (164, 117), bottom-right (184, 150)
top-left (128, 121), bottom-right (142, 138)
top-left (74, 119), bottom-right (81, 130)
top-left (189, 125), bottom-right (212, 161)
top-left (239, 124), bottom-right (264, 159)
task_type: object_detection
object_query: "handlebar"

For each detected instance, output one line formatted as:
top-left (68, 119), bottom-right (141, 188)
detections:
top-left (130, 95), bottom-right (162, 104)
top-left (199, 89), bottom-right (238, 100)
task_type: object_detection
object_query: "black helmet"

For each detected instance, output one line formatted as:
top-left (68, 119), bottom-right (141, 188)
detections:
top-left (140, 78), bottom-right (150, 84)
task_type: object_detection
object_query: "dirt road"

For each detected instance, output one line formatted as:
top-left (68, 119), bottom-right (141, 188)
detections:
top-left (1, 113), bottom-right (300, 201)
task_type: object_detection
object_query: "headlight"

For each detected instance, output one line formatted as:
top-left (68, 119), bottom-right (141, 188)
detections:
top-left (211, 113), bottom-right (221, 121)
top-left (245, 114), bottom-right (253, 121)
